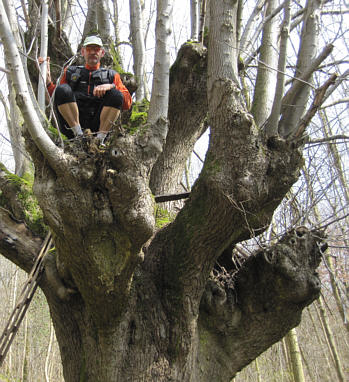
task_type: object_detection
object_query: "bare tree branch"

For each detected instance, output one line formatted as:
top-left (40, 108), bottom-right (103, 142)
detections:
top-left (0, 66), bottom-right (11, 74)
top-left (0, 0), bottom-right (65, 174)
top-left (38, 0), bottom-right (49, 112)
top-left (129, 0), bottom-right (146, 101)
top-left (292, 73), bottom-right (337, 140)
top-left (190, 0), bottom-right (200, 41)
top-left (321, 97), bottom-right (349, 109)
top-left (282, 43), bottom-right (334, 114)
top-left (280, 41), bottom-right (334, 138)
top-left (307, 135), bottom-right (349, 145)
top-left (96, 0), bottom-right (111, 43)
top-left (240, 0), bottom-right (266, 55)
top-left (147, 0), bottom-right (173, 124)
top-left (266, 0), bottom-right (291, 137)
top-left (251, 0), bottom-right (278, 127)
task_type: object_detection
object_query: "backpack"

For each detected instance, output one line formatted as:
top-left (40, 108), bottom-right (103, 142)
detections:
top-left (65, 66), bottom-right (116, 91)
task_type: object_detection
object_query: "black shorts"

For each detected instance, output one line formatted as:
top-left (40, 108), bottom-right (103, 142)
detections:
top-left (54, 84), bottom-right (124, 139)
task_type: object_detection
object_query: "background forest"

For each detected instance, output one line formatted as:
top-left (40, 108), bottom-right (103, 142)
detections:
top-left (0, 0), bottom-right (348, 381)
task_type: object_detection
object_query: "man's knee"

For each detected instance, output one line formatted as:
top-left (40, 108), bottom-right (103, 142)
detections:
top-left (104, 88), bottom-right (124, 110)
top-left (55, 84), bottom-right (75, 105)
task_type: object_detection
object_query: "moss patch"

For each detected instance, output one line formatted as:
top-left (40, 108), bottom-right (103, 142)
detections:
top-left (48, 124), bottom-right (68, 141)
top-left (155, 207), bottom-right (174, 229)
top-left (110, 42), bottom-right (126, 74)
top-left (0, 165), bottom-right (46, 237)
top-left (125, 99), bottom-right (150, 134)
top-left (200, 152), bottom-right (221, 177)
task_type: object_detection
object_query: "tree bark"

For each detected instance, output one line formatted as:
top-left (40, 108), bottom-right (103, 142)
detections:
top-left (96, 0), bottom-right (111, 43)
top-left (316, 297), bottom-right (346, 382)
top-left (0, 0), bottom-right (333, 381)
top-left (307, 306), bottom-right (334, 378)
top-left (0, 88), bottom-right (30, 176)
top-left (251, 0), bottom-right (278, 127)
top-left (82, 0), bottom-right (98, 39)
top-left (254, 358), bottom-right (263, 382)
top-left (148, 0), bottom-right (173, 124)
top-left (129, 0), bottom-right (146, 101)
top-left (1, 206), bottom-right (326, 381)
top-left (61, 0), bottom-right (75, 37)
top-left (266, 0), bottom-right (291, 137)
top-left (44, 320), bottom-right (54, 382)
top-left (38, 0), bottom-right (49, 112)
top-left (239, 0), bottom-right (265, 56)
top-left (190, 0), bottom-right (200, 41)
top-left (285, 328), bottom-right (306, 382)
top-left (279, 0), bottom-right (323, 138)
top-left (150, 42), bottom-right (208, 195)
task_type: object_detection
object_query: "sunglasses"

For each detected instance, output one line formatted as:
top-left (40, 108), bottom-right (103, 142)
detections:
top-left (85, 46), bottom-right (102, 52)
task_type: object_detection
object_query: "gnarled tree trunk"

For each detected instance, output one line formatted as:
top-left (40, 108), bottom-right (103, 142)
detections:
top-left (0, 0), bottom-right (332, 381)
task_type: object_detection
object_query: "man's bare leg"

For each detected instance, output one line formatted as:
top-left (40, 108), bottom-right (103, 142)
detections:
top-left (57, 102), bottom-right (83, 136)
top-left (99, 106), bottom-right (120, 133)
top-left (97, 106), bottom-right (120, 145)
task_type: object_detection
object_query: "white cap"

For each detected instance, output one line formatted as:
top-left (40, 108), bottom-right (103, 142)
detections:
top-left (83, 36), bottom-right (103, 47)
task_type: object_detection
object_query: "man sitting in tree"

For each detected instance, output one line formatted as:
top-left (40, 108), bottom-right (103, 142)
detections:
top-left (45, 35), bottom-right (132, 146)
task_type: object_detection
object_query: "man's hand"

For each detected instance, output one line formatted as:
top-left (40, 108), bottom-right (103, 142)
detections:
top-left (93, 84), bottom-right (115, 98)
top-left (38, 56), bottom-right (52, 84)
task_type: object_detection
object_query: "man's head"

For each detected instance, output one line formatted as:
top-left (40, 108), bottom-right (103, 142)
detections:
top-left (81, 35), bottom-right (105, 67)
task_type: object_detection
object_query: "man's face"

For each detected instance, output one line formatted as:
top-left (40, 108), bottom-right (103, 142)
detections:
top-left (81, 45), bottom-right (105, 66)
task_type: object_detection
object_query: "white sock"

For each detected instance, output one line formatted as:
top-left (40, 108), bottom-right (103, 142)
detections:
top-left (97, 132), bottom-right (107, 145)
top-left (71, 125), bottom-right (83, 136)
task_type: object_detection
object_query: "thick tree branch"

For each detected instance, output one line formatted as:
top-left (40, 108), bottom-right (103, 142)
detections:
top-left (37, 0), bottom-right (49, 111)
top-left (0, 164), bottom-right (27, 221)
top-left (198, 0), bottom-right (207, 44)
top-left (278, 0), bottom-right (328, 138)
top-left (129, 0), bottom-right (146, 101)
top-left (61, 0), bottom-right (74, 37)
top-left (146, 0), bottom-right (305, 356)
top-left (0, 81), bottom-right (31, 176)
top-left (197, 228), bottom-right (326, 380)
top-left (251, 0), bottom-right (278, 126)
top-left (150, 43), bottom-right (208, 195)
top-left (82, 0), bottom-right (97, 39)
top-left (240, 0), bottom-right (265, 55)
top-left (291, 73), bottom-right (337, 140)
top-left (147, 0), bottom-right (173, 124)
top-left (243, 1), bottom-right (287, 66)
top-left (190, 0), bottom-right (200, 41)
top-left (281, 43), bottom-right (334, 116)
top-left (266, 0), bottom-right (291, 137)
top-left (0, 207), bottom-right (42, 273)
top-left (96, 0), bottom-right (111, 43)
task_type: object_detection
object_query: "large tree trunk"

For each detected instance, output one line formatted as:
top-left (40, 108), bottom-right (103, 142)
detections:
top-left (0, 0), bottom-right (333, 381)
top-left (1, 200), bottom-right (325, 382)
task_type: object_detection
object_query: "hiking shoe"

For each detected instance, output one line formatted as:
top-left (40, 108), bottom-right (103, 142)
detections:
top-left (71, 125), bottom-right (83, 137)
